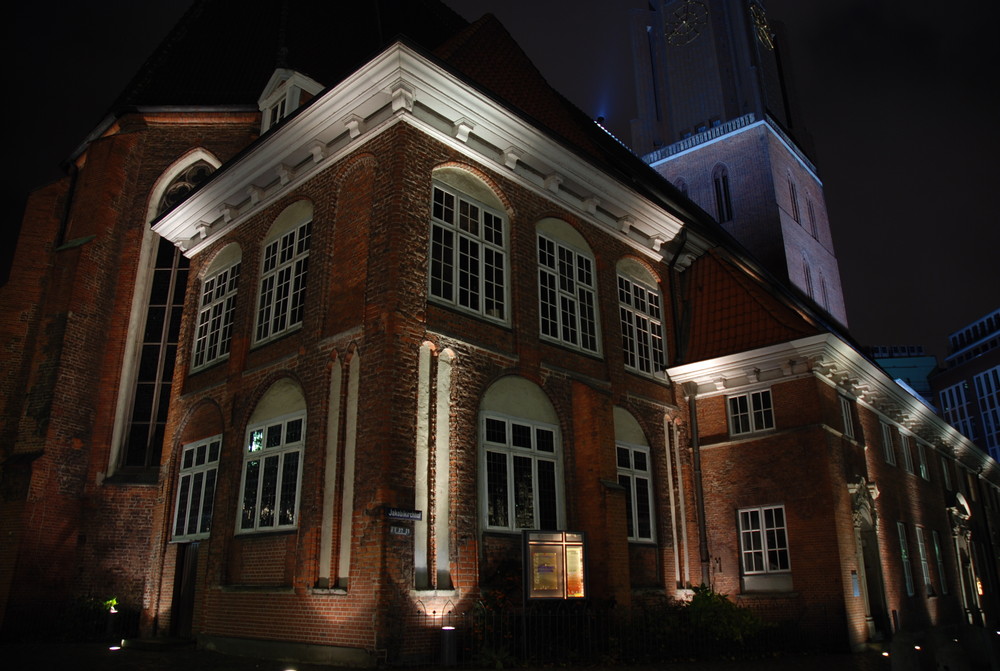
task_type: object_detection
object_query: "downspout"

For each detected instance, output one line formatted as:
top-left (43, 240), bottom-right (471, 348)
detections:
top-left (685, 381), bottom-right (711, 586)
top-left (667, 227), bottom-right (689, 364)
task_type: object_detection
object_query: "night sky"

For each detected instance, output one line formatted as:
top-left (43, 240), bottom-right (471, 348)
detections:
top-left (6, 0), bottom-right (997, 362)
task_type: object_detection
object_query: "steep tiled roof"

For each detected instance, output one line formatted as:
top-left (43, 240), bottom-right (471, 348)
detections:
top-left (681, 249), bottom-right (821, 363)
top-left (433, 15), bottom-right (606, 159)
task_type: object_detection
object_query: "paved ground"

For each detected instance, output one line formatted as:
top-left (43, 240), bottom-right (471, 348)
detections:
top-left (0, 641), bottom-right (893, 671)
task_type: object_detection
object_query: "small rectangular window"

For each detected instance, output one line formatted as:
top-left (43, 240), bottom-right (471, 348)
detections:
top-left (901, 435), bottom-right (914, 474)
top-left (839, 396), bottom-right (854, 439)
top-left (728, 390), bottom-right (774, 436)
top-left (739, 505), bottom-right (790, 574)
top-left (917, 441), bottom-right (929, 480)
top-left (881, 422), bottom-right (896, 466)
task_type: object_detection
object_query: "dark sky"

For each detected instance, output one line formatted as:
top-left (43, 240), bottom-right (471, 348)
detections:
top-left (6, 0), bottom-right (997, 362)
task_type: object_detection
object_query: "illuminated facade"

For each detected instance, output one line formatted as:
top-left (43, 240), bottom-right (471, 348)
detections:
top-left (629, 0), bottom-right (848, 327)
top-left (931, 308), bottom-right (1000, 462)
top-left (2, 0), bottom-right (999, 663)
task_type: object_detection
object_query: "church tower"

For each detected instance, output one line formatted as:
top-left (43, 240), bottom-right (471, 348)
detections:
top-left (630, 0), bottom-right (848, 326)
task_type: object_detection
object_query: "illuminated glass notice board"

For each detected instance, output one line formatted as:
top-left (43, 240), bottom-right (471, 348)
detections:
top-left (523, 531), bottom-right (586, 600)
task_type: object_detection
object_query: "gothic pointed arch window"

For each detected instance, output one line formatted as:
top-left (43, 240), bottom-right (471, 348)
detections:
top-left (712, 164), bottom-right (733, 223)
top-left (114, 156), bottom-right (217, 476)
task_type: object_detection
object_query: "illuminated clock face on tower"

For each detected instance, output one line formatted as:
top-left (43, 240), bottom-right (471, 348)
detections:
top-left (664, 0), bottom-right (709, 46)
top-left (749, 1), bottom-right (775, 50)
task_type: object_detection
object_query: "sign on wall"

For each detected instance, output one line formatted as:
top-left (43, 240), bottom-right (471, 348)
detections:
top-left (523, 531), bottom-right (587, 600)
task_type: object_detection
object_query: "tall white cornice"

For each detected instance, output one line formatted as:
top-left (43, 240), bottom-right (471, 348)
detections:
top-left (667, 333), bottom-right (998, 480)
top-left (153, 42), bottom-right (699, 263)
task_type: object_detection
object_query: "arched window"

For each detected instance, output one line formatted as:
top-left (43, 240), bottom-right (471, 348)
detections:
top-left (712, 164), bottom-right (733, 223)
top-left (192, 243), bottom-right (241, 370)
top-left (480, 377), bottom-right (564, 532)
top-left (537, 218), bottom-right (600, 354)
top-left (617, 258), bottom-right (666, 374)
top-left (428, 168), bottom-right (508, 322)
top-left (614, 407), bottom-right (654, 542)
top-left (118, 157), bottom-right (216, 473)
top-left (238, 378), bottom-right (306, 533)
top-left (786, 174), bottom-right (800, 223)
top-left (254, 200), bottom-right (313, 344)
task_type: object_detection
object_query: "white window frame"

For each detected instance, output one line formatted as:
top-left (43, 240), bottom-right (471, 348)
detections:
top-left (728, 389), bottom-right (775, 436)
top-left (917, 440), bottom-right (930, 480)
top-left (839, 395), bottom-right (854, 439)
top-left (172, 435), bottom-right (221, 541)
top-left (932, 529), bottom-right (948, 595)
top-left (237, 411), bottom-right (305, 533)
top-left (881, 422), bottom-right (896, 466)
top-left (428, 182), bottom-right (508, 323)
top-left (617, 442), bottom-right (654, 542)
top-left (897, 521), bottom-right (914, 597)
top-left (192, 260), bottom-right (240, 370)
top-left (255, 219), bottom-right (311, 344)
top-left (537, 232), bottom-right (600, 354)
top-left (617, 273), bottom-right (666, 376)
top-left (900, 434), bottom-right (914, 474)
top-left (941, 457), bottom-right (953, 490)
top-left (480, 413), bottom-right (563, 533)
top-left (739, 505), bottom-right (790, 575)
top-left (915, 526), bottom-right (932, 594)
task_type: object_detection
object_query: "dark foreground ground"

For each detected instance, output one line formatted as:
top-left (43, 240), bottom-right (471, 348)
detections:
top-left (0, 641), bottom-right (893, 671)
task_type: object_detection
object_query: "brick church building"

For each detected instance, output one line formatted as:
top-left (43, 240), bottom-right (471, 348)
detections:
top-left (2, 0), bottom-right (999, 664)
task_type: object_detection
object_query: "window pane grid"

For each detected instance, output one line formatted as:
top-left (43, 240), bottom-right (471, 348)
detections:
top-left (483, 414), bottom-right (560, 532)
top-left (429, 184), bottom-right (507, 321)
top-left (239, 414), bottom-right (305, 533)
top-left (728, 390), bottom-right (773, 435)
top-left (256, 221), bottom-right (310, 343)
top-left (538, 234), bottom-right (599, 353)
top-left (173, 437), bottom-right (221, 541)
top-left (193, 262), bottom-right (240, 370)
top-left (618, 443), bottom-right (654, 542)
top-left (739, 505), bottom-right (789, 575)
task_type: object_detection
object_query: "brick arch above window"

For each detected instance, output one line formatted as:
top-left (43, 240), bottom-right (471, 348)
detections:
top-left (536, 218), bottom-right (601, 355)
top-left (428, 170), bottom-right (510, 322)
top-left (614, 406), bottom-right (654, 542)
top-left (433, 163), bottom-right (513, 216)
top-left (192, 243), bottom-right (242, 371)
top-left (255, 200), bottom-right (313, 344)
top-left (480, 376), bottom-right (564, 533)
top-left (238, 377), bottom-right (308, 534)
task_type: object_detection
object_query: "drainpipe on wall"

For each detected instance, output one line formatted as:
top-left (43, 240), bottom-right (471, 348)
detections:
top-left (684, 381), bottom-right (711, 586)
top-left (667, 228), bottom-right (689, 365)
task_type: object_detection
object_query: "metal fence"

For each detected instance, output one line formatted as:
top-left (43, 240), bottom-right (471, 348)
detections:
top-left (394, 603), bottom-right (814, 667)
